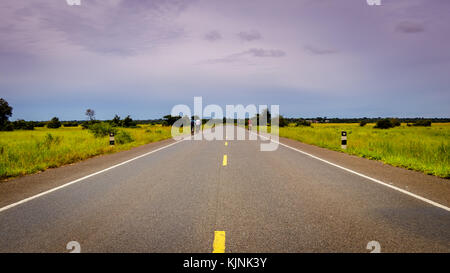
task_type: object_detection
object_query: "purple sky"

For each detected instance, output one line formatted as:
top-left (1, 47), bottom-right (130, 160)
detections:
top-left (1, 0), bottom-right (449, 120)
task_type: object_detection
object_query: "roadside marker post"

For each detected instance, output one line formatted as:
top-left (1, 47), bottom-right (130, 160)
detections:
top-left (341, 131), bottom-right (347, 149)
top-left (109, 132), bottom-right (115, 145)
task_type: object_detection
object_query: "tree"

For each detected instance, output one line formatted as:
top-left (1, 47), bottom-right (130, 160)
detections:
top-left (85, 109), bottom-right (95, 121)
top-left (122, 115), bottom-right (135, 127)
top-left (0, 98), bottom-right (13, 130)
top-left (359, 120), bottom-right (368, 127)
top-left (374, 118), bottom-right (394, 129)
top-left (47, 117), bottom-right (62, 129)
top-left (278, 115), bottom-right (288, 127)
top-left (111, 114), bottom-right (121, 127)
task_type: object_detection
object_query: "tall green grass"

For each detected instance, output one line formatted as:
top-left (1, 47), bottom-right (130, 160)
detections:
top-left (0, 125), bottom-right (172, 180)
top-left (278, 123), bottom-right (450, 178)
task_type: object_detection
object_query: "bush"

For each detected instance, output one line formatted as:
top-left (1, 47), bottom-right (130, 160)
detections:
top-left (391, 118), bottom-right (401, 127)
top-left (115, 130), bottom-right (134, 144)
top-left (63, 121), bottom-right (79, 127)
top-left (374, 119), bottom-right (393, 129)
top-left (88, 122), bottom-right (117, 138)
top-left (47, 117), bottom-right (62, 129)
top-left (413, 120), bottom-right (432, 127)
top-left (359, 120), bottom-right (368, 127)
top-left (278, 115), bottom-right (288, 127)
top-left (81, 120), bottom-right (100, 129)
top-left (12, 119), bottom-right (35, 130)
top-left (296, 120), bottom-right (311, 127)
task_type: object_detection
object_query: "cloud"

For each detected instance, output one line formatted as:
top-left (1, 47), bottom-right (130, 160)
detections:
top-left (204, 48), bottom-right (286, 64)
top-left (237, 30), bottom-right (262, 41)
top-left (304, 45), bottom-right (338, 55)
top-left (204, 30), bottom-right (222, 42)
top-left (395, 21), bottom-right (425, 34)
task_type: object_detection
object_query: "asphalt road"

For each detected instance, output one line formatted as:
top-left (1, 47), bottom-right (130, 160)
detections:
top-left (0, 126), bottom-right (449, 253)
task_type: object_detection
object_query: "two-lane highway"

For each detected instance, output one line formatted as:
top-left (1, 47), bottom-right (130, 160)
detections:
top-left (0, 126), bottom-right (449, 252)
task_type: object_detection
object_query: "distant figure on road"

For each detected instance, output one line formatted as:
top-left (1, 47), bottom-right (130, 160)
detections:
top-left (248, 119), bottom-right (252, 131)
top-left (195, 119), bottom-right (201, 133)
top-left (191, 118), bottom-right (195, 136)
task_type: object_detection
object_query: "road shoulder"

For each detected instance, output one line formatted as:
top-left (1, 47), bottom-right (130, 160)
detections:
top-left (276, 136), bottom-right (450, 208)
top-left (0, 138), bottom-right (177, 208)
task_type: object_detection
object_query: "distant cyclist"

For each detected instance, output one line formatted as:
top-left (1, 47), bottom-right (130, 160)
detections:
top-left (191, 118), bottom-right (195, 136)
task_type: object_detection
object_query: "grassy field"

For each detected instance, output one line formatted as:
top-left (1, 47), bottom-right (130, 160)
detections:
top-left (277, 123), bottom-right (449, 178)
top-left (0, 125), bottom-right (172, 180)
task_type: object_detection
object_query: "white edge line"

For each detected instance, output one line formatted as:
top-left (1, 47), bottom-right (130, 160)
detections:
top-left (253, 131), bottom-right (450, 212)
top-left (0, 139), bottom-right (186, 213)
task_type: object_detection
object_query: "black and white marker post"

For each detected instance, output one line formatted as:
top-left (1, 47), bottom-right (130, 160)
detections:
top-left (109, 132), bottom-right (115, 145)
top-left (341, 131), bottom-right (347, 149)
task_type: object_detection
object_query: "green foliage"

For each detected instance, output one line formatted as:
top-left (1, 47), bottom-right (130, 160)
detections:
top-left (122, 115), bottom-right (137, 128)
top-left (163, 115), bottom-right (181, 126)
top-left (0, 98), bottom-right (13, 131)
top-left (412, 119), bottom-right (432, 127)
top-left (63, 121), bottom-right (79, 127)
top-left (12, 120), bottom-right (35, 130)
top-left (111, 114), bottom-right (121, 127)
top-left (279, 123), bottom-right (450, 178)
top-left (359, 120), bottom-right (368, 127)
top-left (88, 122), bottom-right (117, 138)
top-left (47, 117), bottom-right (62, 129)
top-left (278, 115), bottom-right (288, 127)
top-left (115, 130), bottom-right (134, 144)
top-left (0, 125), bottom-right (172, 179)
top-left (296, 120), bottom-right (311, 127)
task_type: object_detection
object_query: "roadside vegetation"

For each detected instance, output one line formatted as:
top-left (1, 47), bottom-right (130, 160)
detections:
top-left (0, 125), bottom-right (171, 180)
top-left (277, 123), bottom-right (449, 178)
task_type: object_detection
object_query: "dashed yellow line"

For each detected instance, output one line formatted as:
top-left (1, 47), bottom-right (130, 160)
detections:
top-left (212, 231), bottom-right (226, 253)
top-left (222, 155), bottom-right (227, 166)
top-left (225, 141), bottom-right (228, 146)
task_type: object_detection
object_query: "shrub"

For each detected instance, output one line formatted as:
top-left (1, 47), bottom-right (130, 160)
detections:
top-left (47, 117), bottom-right (62, 129)
top-left (88, 122), bottom-right (117, 138)
top-left (413, 120), bottom-right (432, 127)
top-left (296, 120), bottom-right (311, 127)
top-left (391, 118), bottom-right (401, 127)
top-left (12, 119), bottom-right (35, 130)
top-left (359, 120), bottom-right (368, 127)
top-left (374, 119), bottom-right (394, 129)
top-left (37, 133), bottom-right (62, 149)
top-left (115, 130), bottom-right (134, 144)
top-left (63, 121), bottom-right (79, 127)
top-left (278, 115), bottom-right (288, 127)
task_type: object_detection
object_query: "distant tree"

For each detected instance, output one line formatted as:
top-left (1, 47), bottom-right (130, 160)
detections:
top-left (412, 119), bottom-right (432, 127)
top-left (374, 118), bottom-right (394, 129)
top-left (390, 118), bottom-right (401, 127)
top-left (278, 115), bottom-right (288, 127)
top-left (163, 115), bottom-right (181, 126)
top-left (111, 114), bottom-right (121, 127)
top-left (0, 98), bottom-right (13, 130)
top-left (296, 119), bottom-right (311, 127)
top-left (12, 119), bottom-right (35, 130)
top-left (359, 120), bottom-right (368, 127)
top-left (85, 109), bottom-right (95, 121)
top-left (122, 115), bottom-right (136, 128)
top-left (47, 117), bottom-right (62, 129)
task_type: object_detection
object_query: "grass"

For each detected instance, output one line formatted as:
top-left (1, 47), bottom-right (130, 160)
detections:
top-left (276, 123), bottom-right (449, 178)
top-left (0, 125), bottom-right (172, 180)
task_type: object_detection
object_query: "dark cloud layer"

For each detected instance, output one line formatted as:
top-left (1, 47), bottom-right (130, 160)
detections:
top-left (237, 30), bottom-right (262, 41)
top-left (304, 45), bottom-right (338, 55)
top-left (395, 21), bottom-right (425, 34)
top-left (204, 30), bottom-right (222, 41)
top-left (205, 48), bottom-right (286, 64)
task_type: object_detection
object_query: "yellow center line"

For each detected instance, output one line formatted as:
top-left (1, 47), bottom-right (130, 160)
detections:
top-left (225, 141), bottom-right (228, 146)
top-left (222, 155), bottom-right (227, 166)
top-left (212, 231), bottom-right (226, 253)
